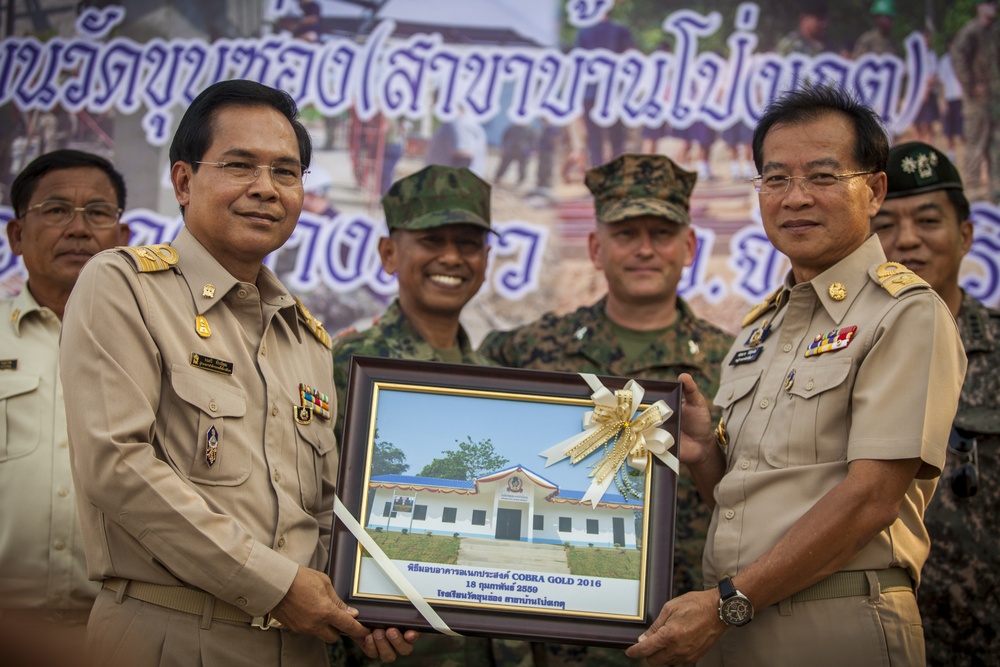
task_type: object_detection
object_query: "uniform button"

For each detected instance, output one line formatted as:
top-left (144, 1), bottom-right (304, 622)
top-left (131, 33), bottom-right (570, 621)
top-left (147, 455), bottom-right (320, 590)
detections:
top-left (725, 509), bottom-right (736, 520)
top-left (274, 471), bottom-right (281, 482)
top-left (805, 380), bottom-right (815, 391)
top-left (58, 487), bottom-right (69, 497)
top-left (260, 345), bottom-right (267, 356)
top-left (272, 405), bottom-right (279, 416)
top-left (237, 289), bottom-right (249, 299)
top-left (783, 343), bottom-right (793, 353)
top-left (59, 440), bottom-right (68, 449)
top-left (740, 459), bottom-right (750, 470)
top-left (54, 540), bottom-right (66, 551)
top-left (236, 597), bottom-right (248, 606)
top-left (209, 401), bottom-right (218, 412)
top-left (759, 398), bottom-right (769, 409)
top-left (277, 536), bottom-right (286, 548)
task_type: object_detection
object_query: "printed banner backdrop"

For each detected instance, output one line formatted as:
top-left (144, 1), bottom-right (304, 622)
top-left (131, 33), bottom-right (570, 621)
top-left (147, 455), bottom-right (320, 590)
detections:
top-left (1, 0), bottom-right (998, 340)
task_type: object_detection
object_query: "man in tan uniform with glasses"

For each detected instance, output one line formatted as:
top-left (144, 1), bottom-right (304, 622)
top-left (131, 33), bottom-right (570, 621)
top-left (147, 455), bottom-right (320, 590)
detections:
top-left (626, 85), bottom-right (966, 666)
top-left (60, 80), bottom-right (416, 666)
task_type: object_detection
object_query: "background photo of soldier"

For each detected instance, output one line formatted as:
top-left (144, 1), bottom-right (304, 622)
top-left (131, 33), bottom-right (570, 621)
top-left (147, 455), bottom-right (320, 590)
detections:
top-left (0, 149), bottom-right (130, 667)
top-left (911, 29), bottom-right (941, 145)
top-left (775, 0), bottom-right (829, 56)
top-left (851, 0), bottom-right (899, 58)
top-left (937, 42), bottom-right (965, 163)
top-left (948, 0), bottom-right (998, 201)
top-left (871, 141), bottom-right (1000, 665)
top-left (574, 7), bottom-right (635, 167)
top-left (493, 122), bottom-right (539, 188)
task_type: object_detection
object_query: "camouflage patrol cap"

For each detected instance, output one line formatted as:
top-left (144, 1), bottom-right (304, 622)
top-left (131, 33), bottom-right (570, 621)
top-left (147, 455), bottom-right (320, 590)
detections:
top-left (585, 153), bottom-right (696, 225)
top-left (884, 141), bottom-right (964, 199)
top-left (381, 165), bottom-right (492, 232)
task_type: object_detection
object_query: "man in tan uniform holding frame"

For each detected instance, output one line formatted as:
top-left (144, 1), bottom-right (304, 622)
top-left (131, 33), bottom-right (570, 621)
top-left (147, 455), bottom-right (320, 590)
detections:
top-left (625, 85), bottom-right (966, 665)
top-left (60, 80), bottom-right (416, 666)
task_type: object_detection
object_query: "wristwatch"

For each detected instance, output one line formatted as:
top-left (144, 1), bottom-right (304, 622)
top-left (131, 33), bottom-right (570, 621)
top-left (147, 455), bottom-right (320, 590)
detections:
top-left (718, 577), bottom-right (754, 626)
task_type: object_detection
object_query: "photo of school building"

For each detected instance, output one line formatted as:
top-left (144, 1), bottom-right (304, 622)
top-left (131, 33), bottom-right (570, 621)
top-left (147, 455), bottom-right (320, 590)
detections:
top-left (366, 465), bottom-right (644, 548)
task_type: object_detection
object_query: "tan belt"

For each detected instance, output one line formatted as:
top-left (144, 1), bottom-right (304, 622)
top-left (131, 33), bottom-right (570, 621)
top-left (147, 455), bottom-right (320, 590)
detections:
top-left (102, 578), bottom-right (282, 630)
top-left (790, 568), bottom-right (913, 603)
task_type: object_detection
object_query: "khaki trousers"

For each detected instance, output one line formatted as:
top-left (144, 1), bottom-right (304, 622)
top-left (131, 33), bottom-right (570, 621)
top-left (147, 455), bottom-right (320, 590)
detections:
top-left (83, 586), bottom-right (329, 667)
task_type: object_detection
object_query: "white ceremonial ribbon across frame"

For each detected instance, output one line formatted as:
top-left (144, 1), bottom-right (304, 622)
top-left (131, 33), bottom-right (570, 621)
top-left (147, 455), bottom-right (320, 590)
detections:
top-left (538, 373), bottom-right (679, 508)
top-left (333, 496), bottom-right (461, 636)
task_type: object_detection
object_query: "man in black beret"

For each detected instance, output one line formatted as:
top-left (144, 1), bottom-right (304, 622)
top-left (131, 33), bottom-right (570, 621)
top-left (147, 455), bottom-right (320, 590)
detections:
top-left (872, 140), bottom-right (1000, 664)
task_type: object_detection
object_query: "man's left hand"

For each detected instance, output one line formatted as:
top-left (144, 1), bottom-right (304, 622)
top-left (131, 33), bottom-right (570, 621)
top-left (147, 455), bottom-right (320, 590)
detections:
top-left (625, 590), bottom-right (726, 665)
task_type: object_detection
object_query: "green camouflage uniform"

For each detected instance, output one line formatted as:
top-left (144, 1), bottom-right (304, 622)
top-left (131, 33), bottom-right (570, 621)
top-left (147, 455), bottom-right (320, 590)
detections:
top-left (775, 30), bottom-right (825, 56)
top-left (479, 295), bottom-right (734, 598)
top-left (331, 299), bottom-right (492, 439)
top-left (851, 28), bottom-right (897, 58)
top-left (920, 291), bottom-right (1000, 665)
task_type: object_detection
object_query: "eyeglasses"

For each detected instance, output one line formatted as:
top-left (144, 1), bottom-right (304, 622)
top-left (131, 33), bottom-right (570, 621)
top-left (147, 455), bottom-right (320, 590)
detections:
top-left (751, 171), bottom-right (874, 195)
top-left (26, 200), bottom-right (122, 229)
top-left (195, 160), bottom-right (309, 187)
top-left (948, 426), bottom-right (979, 499)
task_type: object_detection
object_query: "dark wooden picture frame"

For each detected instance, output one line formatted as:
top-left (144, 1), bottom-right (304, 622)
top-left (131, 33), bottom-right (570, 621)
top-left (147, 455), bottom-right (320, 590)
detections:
top-left (328, 356), bottom-right (680, 647)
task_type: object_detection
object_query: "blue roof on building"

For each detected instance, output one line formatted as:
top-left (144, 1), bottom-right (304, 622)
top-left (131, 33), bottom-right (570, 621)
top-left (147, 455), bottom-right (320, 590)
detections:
top-left (370, 474), bottom-right (475, 490)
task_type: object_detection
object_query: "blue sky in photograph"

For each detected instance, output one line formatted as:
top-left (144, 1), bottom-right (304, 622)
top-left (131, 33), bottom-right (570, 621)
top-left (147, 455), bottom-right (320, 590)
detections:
top-left (372, 387), bottom-right (616, 491)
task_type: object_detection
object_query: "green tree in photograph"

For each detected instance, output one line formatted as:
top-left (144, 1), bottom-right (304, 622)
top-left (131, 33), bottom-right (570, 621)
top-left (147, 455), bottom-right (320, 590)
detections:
top-left (418, 436), bottom-right (509, 481)
top-left (372, 430), bottom-right (409, 476)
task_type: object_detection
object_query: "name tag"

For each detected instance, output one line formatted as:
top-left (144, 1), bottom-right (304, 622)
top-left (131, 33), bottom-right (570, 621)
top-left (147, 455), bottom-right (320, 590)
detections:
top-left (190, 353), bottom-right (234, 375)
top-left (730, 348), bottom-right (763, 365)
top-left (0, 359), bottom-right (16, 371)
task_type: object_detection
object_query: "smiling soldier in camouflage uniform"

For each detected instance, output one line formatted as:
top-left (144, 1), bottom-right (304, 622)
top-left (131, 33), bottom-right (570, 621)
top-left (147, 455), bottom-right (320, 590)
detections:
top-left (872, 141), bottom-right (1000, 665)
top-left (480, 153), bottom-right (733, 666)
top-left (331, 165), bottom-right (528, 667)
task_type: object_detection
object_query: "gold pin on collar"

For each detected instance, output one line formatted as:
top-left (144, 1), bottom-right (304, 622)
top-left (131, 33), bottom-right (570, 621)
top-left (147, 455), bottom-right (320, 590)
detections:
top-left (195, 315), bottom-right (212, 338)
top-left (203, 284), bottom-right (216, 298)
top-left (828, 283), bottom-right (847, 301)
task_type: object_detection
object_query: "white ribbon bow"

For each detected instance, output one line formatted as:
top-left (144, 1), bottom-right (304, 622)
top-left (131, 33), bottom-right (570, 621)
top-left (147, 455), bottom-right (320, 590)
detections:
top-left (538, 373), bottom-right (678, 508)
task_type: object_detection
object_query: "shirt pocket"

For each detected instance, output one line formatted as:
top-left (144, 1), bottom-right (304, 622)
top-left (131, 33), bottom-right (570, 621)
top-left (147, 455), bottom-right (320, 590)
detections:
top-left (0, 375), bottom-right (41, 461)
top-left (295, 418), bottom-right (337, 513)
top-left (170, 367), bottom-right (249, 486)
top-left (714, 371), bottom-right (761, 467)
top-left (766, 358), bottom-right (852, 468)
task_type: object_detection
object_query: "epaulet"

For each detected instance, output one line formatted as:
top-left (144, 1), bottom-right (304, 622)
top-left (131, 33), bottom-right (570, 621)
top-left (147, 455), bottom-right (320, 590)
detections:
top-left (742, 287), bottom-right (783, 327)
top-left (117, 244), bottom-right (179, 272)
top-left (870, 261), bottom-right (929, 297)
top-left (295, 296), bottom-right (332, 349)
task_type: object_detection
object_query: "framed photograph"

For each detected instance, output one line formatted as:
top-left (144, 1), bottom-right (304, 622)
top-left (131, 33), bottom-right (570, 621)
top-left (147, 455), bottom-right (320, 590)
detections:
top-left (328, 356), bottom-right (680, 647)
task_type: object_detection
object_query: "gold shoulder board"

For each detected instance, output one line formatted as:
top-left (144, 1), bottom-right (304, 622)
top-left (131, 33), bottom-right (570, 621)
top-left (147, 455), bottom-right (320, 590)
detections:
top-left (295, 296), bottom-right (332, 350)
top-left (741, 287), bottom-right (783, 328)
top-left (118, 244), bottom-right (179, 272)
top-left (872, 261), bottom-right (929, 298)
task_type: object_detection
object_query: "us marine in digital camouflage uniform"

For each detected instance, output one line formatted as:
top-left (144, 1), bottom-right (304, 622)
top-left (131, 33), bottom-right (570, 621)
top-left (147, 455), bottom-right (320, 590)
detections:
top-left (872, 141), bottom-right (1000, 665)
top-left (480, 153), bottom-right (733, 667)
top-left (331, 165), bottom-right (537, 667)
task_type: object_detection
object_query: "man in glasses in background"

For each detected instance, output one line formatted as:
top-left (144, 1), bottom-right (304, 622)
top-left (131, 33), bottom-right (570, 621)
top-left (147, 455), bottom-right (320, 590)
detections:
top-left (59, 80), bottom-right (416, 666)
top-left (626, 85), bottom-right (965, 665)
top-left (0, 149), bottom-right (130, 665)
top-left (872, 140), bottom-right (1000, 664)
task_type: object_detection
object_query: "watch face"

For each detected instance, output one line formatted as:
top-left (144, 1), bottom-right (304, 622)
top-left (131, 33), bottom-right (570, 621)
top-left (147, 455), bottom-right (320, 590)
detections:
top-left (721, 597), bottom-right (752, 626)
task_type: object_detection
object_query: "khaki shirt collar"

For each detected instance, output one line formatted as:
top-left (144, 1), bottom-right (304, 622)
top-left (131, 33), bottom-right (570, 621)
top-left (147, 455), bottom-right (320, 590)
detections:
top-left (171, 227), bottom-right (301, 339)
top-left (9, 284), bottom-right (52, 337)
top-left (787, 234), bottom-right (886, 325)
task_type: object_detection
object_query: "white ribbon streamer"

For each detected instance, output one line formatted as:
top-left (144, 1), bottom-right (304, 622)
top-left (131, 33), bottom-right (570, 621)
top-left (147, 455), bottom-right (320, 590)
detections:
top-left (333, 496), bottom-right (460, 636)
top-left (538, 373), bottom-right (679, 508)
